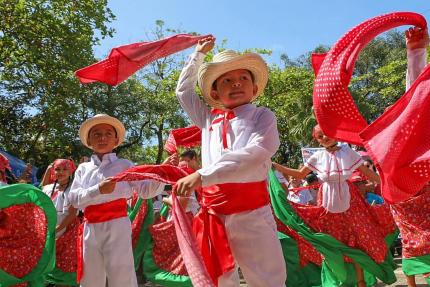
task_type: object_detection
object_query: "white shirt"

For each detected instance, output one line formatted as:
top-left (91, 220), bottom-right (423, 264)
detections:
top-left (287, 188), bottom-right (313, 205)
top-left (42, 183), bottom-right (74, 237)
top-left (274, 170), bottom-right (288, 184)
top-left (68, 153), bottom-right (164, 209)
top-left (176, 52), bottom-right (280, 186)
top-left (305, 145), bottom-right (363, 213)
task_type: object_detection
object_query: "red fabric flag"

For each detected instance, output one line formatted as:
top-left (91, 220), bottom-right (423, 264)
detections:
top-left (312, 12), bottom-right (426, 145)
top-left (75, 34), bottom-right (211, 86)
top-left (111, 164), bottom-right (214, 286)
top-left (164, 126), bottom-right (202, 154)
top-left (171, 193), bottom-right (215, 287)
top-left (360, 65), bottom-right (430, 203)
top-left (111, 164), bottom-right (188, 184)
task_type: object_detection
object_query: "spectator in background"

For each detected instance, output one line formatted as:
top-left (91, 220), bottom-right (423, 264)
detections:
top-left (286, 175), bottom-right (313, 205)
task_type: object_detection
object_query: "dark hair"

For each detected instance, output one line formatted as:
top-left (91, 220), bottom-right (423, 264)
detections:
top-left (50, 172), bottom-right (74, 197)
top-left (305, 173), bottom-right (318, 184)
top-left (180, 149), bottom-right (198, 160)
top-left (211, 69), bottom-right (255, 90)
top-left (49, 176), bottom-right (73, 197)
top-left (5, 169), bottom-right (17, 184)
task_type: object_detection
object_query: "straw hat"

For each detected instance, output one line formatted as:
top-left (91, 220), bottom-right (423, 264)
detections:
top-left (79, 114), bottom-right (125, 148)
top-left (197, 50), bottom-right (268, 109)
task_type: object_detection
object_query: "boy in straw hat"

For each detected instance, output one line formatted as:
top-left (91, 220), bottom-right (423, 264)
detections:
top-left (68, 114), bottom-right (165, 287)
top-left (175, 36), bottom-right (286, 286)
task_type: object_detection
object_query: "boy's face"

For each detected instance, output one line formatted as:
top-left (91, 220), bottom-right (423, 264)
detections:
top-left (179, 156), bottom-right (199, 170)
top-left (210, 69), bottom-right (258, 109)
top-left (87, 124), bottom-right (118, 154)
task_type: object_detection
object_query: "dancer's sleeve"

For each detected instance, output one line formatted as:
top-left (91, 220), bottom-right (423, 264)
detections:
top-left (176, 51), bottom-right (211, 128)
top-left (68, 166), bottom-right (101, 209)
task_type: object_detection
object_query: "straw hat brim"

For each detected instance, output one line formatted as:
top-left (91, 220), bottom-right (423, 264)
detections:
top-left (79, 114), bottom-right (125, 148)
top-left (198, 53), bottom-right (268, 109)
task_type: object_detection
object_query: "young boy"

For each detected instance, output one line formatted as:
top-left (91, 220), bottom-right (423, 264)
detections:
top-left (178, 149), bottom-right (200, 172)
top-left (68, 114), bottom-right (164, 287)
top-left (175, 37), bottom-right (286, 286)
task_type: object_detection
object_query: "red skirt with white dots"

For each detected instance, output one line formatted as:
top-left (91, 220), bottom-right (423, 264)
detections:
top-left (290, 182), bottom-right (388, 263)
top-left (390, 184), bottom-right (430, 258)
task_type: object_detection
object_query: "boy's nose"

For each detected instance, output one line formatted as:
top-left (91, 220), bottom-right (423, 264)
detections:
top-left (232, 81), bottom-right (241, 88)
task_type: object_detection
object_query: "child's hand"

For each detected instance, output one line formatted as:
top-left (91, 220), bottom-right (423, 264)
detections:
top-left (174, 172), bottom-right (202, 197)
top-left (162, 196), bottom-right (173, 207)
top-left (99, 177), bottom-right (116, 194)
top-left (163, 153), bottom-right (179, 166)
top-left (405, 27), bottom-right (429, 50)
top-left (196, 36), bottom-right (216, 54)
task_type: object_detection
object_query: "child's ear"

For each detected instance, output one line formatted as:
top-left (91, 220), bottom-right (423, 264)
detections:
top-left (210, 89), bottom-right (219, 101)
top-left (253, 84), bottom-right (258, 96)
top-left (114, 138), bottom-right (119, 146)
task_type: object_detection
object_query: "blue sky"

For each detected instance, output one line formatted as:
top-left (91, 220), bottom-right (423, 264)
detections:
top-left (96, 1), bottom-right (430, 65)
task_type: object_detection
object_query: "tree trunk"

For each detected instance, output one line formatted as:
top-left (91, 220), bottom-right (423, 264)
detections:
top-left (155, 121), bottom-right (164, 164)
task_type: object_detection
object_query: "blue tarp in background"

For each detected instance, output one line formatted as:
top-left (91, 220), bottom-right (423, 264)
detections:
top-left (0, 149), bottom-right (39, 185)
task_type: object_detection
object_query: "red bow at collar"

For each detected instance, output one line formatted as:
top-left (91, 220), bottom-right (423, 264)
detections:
top-left (210, 109), bottom-right (236, 149)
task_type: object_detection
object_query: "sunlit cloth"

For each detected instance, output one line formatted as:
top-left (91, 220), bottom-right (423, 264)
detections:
top-left (76, 34), bottom-right (210, 86)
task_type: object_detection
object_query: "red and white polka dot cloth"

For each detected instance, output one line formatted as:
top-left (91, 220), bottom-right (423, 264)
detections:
top-left (313, 12), bottom-right (430, 203)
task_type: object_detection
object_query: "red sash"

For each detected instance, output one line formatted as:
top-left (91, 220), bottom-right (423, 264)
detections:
top-left (193, 181), bottom-right (270, 285)
top-left (77, 199), bottom-right (128, 282)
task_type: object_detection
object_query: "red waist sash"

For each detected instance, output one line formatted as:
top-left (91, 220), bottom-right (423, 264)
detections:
top-left (193, 181), bottom-right (270, 285)
top-left (77, 199), bottom-right (128, 282)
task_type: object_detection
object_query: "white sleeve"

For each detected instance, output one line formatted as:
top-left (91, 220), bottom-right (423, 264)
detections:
top-left (304, 152), bottom-right (322, 173)
top-left (406, 48), bottom-right (427, 90)
top-left (197, 109), bottom-right (280, 186)
top-left (275, 170), bottom-right (288, 184)
top-left (176, 51), bottom-right (211, 128)
top-left (68, 167), bottom-right (100, 209)
top-left (129, 180), bottom-right (165, 199)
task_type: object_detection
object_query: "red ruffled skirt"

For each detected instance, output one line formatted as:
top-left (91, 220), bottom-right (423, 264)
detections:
top-left (55, 218), bottom-right (80, 273)
top-left (149, 213), bottom-right (194, 275)
top-left (390, 184), bottom-right (430, 258)
top-left (0, 203), bottom-right (47, 285)
top-left (290, 182), bottom-right (388, 263)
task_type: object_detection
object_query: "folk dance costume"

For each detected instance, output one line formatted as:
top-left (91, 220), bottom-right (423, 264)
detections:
top-left (387, 47), bottom-right (430, 281)
top-left (69, 114), bottom-right (165, 287)
top-left (176, 50), bottom-right (286, 286)
top-left (294, 145), bottom-right (389, 262)
top-left (42, 159), bottom-right (80, 285)
top-left (69, 153), bottom-right (164, 287)
top-left (0, 183), bottom-right (56, 287)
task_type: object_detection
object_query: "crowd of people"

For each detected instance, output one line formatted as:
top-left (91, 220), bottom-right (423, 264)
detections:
top-left (1, 18), bottom-right (430, 287)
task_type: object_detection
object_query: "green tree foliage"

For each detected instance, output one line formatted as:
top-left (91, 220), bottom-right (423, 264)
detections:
top-left (257, 66), bottom-right (316, 166)
top-left (0, 0), bottom-right (115, 165)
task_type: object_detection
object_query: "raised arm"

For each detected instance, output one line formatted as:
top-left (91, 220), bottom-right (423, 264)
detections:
top-left (176, 36), bottom-right (215, 127)
top-left (406, 27), bottom-right (428, 89)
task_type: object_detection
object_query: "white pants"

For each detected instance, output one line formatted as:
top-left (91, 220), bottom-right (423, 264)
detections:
top-left (80, 217), bottom-right (137, 287)
top-left (218, 205), bottom-right (287, 287)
